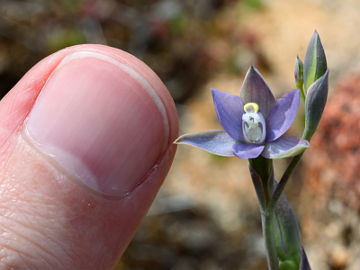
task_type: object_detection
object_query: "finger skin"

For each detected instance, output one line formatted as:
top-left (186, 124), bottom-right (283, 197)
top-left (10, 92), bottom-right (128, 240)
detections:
top-left (0, 45), bottom-right (178, 269)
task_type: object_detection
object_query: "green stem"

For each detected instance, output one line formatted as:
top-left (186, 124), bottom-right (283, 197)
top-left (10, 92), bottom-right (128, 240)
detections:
top-left (270, 153), bottom-right (303, 209)
top-left (249, 157), bottom-right (279, 270)
top-left (271, 84), bottom-right (314, 209)
top-left (298, 82), bottom-right (306, 102)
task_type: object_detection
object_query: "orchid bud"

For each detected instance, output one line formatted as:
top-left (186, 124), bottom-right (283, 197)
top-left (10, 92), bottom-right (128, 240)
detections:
top-left (303, 31), bottom-right (327, 91)
top-left (303, 70), bottom-right (329, 140)
top-left (302, 31), bottom-right (329, 140)
top-left (294, 56), bottom-right (305, 99)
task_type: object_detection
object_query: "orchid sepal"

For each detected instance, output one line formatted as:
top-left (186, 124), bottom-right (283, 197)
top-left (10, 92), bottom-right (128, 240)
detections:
top-left (240, 66), bottom-right (276, 118)
top-left (174, 130), bottom-right (236, 157)
top-left (262, 135), bottom-right (309, 159)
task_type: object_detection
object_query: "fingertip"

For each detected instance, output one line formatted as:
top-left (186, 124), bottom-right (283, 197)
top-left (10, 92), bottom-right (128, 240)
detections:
top-left (0, 45), bottom-right (178, 269)
top-left (25, 48), bottom-right (176, 197)
top-left (0, 44), bottom-right (178, 150)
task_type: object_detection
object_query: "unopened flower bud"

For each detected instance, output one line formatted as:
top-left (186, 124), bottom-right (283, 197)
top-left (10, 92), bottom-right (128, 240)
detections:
top-left (303, 70), bottom-right (329, 140)
top-left (295, 56), bottom-right (305, 99)
top-left (303, 31), bottom-right (327, 91)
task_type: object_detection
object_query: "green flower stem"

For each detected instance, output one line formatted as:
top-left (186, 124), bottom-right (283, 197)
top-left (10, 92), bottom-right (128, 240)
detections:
top-left (249, 157), bottom-right (273, 207)
top-left (270, 153), bottom-right (303, 209)
top-left (249, 157), bottom-right (279, 270)
top-left (298, 83), bottom-right (306, 102)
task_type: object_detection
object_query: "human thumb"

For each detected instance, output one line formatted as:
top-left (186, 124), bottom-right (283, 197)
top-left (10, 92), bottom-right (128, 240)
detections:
top-left (0, 45), bottom-right (178, 269)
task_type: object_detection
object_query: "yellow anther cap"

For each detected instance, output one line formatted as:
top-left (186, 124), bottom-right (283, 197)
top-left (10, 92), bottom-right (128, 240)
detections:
top-left (244, 102), bottom-right (259, 113)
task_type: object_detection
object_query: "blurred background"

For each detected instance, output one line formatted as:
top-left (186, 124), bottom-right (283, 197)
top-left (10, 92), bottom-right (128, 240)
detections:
top-left (0, 0), bottom-right (359, 269)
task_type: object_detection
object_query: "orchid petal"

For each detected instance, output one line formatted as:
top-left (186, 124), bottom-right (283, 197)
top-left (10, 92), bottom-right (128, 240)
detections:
top-left (175, 130), bottom-right (235, 157)
top-left (233, 143), bottom-right (264, 159)
top-left (240, 66), bottom-right (276, 118)
top-left (300, 248), bottom-right (312, 270)
top-left (266, 90), bottom-right (300, 142)
top-left (262, 135), bottom-right (309, 159)
top-left (211, 88), bottom-right (244, 141)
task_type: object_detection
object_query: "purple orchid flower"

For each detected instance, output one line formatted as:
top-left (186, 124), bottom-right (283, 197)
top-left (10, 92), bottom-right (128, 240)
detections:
top-left (175, 67), bottom-right (309, 159)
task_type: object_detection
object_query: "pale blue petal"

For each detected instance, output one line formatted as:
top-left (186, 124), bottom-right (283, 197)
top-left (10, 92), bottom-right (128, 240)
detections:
top-left (262, 135), bottom-right (309, 159)
top-left (175, 130), bottom-right (235, 157)
top-left (211, 89), bottom-right (245, 141)
top-left (266, 90), bottom-right (300, 142)
top-left (233, 143), bottom-right (265, 159)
